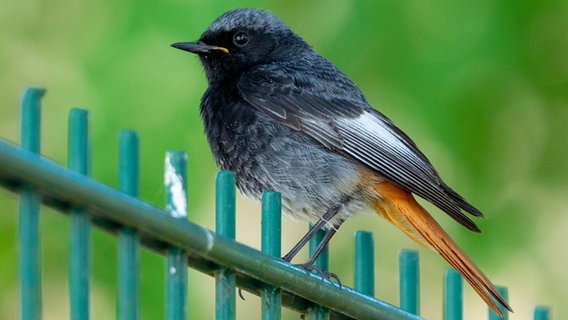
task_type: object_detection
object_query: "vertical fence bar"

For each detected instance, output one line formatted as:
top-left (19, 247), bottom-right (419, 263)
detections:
top-left (443, 269), bottom-right (462, 320)
top-left (118, 130), bottom-right (140, 320)
top-left (68, 108), bottom-right (90, 320)
top-left (164, 151), bottom-right (188, 320)
top-left (261, 191), bottom-right (282, 320)
top-left (354, 231), bottom-right (374, 296)
top-left (399, 249), bottom-right (419, 315)
top-left (18, 87), bottom-right (45, 320)
top-left (306, 228), bottom-right (329, 320)
top-left (488, 286), bottom-right (508, 320)
top-left (533, 306), bottom-right (550, 320)
top-left (215, 171), bottom-right (236, 320)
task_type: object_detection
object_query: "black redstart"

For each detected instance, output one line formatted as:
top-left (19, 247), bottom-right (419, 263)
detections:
top-left (172, 8), bottom-right (512, 316)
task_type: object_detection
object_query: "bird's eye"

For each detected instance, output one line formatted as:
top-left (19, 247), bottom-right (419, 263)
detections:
top-left (233, 32), bottom-right (249, 46)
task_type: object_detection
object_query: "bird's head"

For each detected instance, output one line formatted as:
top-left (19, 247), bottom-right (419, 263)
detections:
top-left (172, 8), bottom-right (310, 84)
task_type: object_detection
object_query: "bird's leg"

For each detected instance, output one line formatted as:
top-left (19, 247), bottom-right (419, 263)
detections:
top-left (298, 220), bottom-right (344, 286)
top-left (282, 206), bottom-right (340, 262)
top-left (304, 220), bottom-right (343, 267)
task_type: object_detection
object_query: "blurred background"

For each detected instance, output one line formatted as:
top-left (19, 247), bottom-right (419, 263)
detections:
top-left (1, 0), bottom-right (567, 319)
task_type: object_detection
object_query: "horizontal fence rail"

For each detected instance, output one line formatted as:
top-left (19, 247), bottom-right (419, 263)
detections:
top-left (1, 87), bottom-right (552, 319)
top-left (0, 138), bottom-right (420, 319)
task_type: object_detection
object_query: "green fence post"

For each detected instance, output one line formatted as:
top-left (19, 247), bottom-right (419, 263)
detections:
top-left (354, 231), bottom-right (374, 297)
top-left (399, 249), bottom-right (419, 315)
top-left (18, 87), bottom-right (45, 320)
top-left (118, 130), bottom-right (140, 320)
top-left (68, 108), bottom-right (90, 320)
top-left (533, 306), bottom-right (550, 320)
top-left (215, 171), bottom-right (236, 320)
top-left (488, 286), bottom-right (508, 320)
top-left (261, 191), bottom-right (282, 320)
top-left (164, 151), bottom-right (188, 320)
top-left (443, 269), bottom-right (462, 320)
top-left (307, 228), bottom-right (329, 320)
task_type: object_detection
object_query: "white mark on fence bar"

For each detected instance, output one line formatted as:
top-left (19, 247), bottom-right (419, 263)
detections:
top-left (169, 266), bottom-right (177, 274)
top-left (165, 153), bottom-right (187, 218)
top-left (203, 227), bottom-right (215, 252)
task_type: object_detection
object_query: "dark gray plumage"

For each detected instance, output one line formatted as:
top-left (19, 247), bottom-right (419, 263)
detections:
top-left (176, 8), bottom-right (481, 230)
top-left (172, 8), bottom-right (511, 315)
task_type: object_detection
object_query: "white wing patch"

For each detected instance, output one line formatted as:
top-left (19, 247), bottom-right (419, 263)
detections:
top-left (341, 111), bottom-right (403, 150)
top-left (337, 111), bottom-right (416, 165)
top-left (336, 111), bottom-right (438, 186)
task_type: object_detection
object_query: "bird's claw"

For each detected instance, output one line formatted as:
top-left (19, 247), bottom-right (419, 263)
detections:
top-left (294, 263), bottom-right (342, 288)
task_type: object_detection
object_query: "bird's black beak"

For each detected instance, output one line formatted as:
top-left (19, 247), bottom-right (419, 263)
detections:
top-left (171, 41), bottom-right (229, 54)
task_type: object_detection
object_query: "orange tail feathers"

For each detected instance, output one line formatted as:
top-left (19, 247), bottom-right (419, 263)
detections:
top-left (371, 180), bottom-right (512, 316)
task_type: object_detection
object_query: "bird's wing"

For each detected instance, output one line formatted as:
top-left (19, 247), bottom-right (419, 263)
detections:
top-left (237, 64), bottom-right (482, 231)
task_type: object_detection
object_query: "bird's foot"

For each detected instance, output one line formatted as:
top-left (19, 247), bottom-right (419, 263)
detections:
top-left (294, 263), bottom-right (342, 288)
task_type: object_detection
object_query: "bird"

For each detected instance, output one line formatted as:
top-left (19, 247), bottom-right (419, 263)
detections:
top-left (172, 8), bottom-right (512, 316)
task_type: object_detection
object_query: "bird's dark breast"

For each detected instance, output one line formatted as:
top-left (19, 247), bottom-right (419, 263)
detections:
top-left (200, 86), bottom-right (366, 222)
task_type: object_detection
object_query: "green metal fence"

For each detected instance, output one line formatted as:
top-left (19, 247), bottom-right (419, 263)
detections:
top-left (0, 87), bottom-right (552, 319)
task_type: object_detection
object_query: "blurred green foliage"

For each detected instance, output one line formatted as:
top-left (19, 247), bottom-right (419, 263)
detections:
top-left (1, 0), bottom-right (567, 319)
